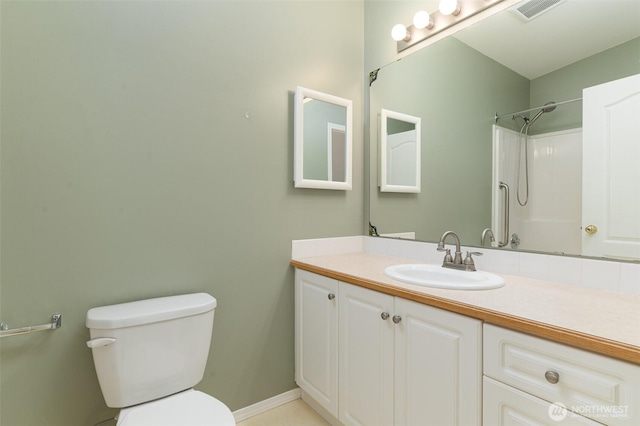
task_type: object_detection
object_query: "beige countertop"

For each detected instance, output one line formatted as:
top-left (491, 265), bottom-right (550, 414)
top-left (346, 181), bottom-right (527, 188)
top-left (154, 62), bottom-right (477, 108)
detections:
top-left (291, 252), bottom-right (640, 365)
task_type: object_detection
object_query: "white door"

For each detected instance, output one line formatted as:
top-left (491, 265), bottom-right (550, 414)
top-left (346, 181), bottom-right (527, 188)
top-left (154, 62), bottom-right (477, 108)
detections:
top-left (582, 74), bottom-right (640, 259)
top-left (386, 130), bottom-right (417, 187)
top-left (327, 123), bottom-right (346, 182)
top-left (394, 298), bottom-right (482, 426)
top-left (339, 282), bottom-right (394, 426)
top-left (295, 270), bottom-right (339, 416)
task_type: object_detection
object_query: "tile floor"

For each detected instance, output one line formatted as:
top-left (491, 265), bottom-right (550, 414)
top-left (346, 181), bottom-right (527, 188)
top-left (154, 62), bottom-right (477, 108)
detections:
top-left (236, 399), bottom-right (328, 426)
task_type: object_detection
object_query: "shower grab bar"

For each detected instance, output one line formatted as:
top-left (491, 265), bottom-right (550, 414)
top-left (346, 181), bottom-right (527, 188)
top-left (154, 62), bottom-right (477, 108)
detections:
top-left (494, 97), bottom-right (582, 122)
top-left (0, 313), bottom-right (62, 339)
top-left (498, 182), bottom-right (509, 248)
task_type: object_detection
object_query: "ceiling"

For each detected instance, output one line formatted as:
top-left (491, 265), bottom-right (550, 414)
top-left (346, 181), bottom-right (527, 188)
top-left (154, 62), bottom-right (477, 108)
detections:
top-left (454, 0), bottom-right (640, 80)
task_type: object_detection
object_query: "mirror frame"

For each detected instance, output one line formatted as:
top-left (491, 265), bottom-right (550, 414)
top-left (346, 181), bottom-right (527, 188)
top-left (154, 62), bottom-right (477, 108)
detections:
top-left (294, 86), bottom-right (353, 190)
top-left (379, 108), bottom-right (421, 193)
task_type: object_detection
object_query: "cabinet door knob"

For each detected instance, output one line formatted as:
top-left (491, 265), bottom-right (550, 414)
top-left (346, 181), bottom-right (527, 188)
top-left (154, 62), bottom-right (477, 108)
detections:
top-left (327, 293), bottom-right (335, 300)
top-left (545, 370), bottom-right (560, 384)
top-left (381, 312), bottom-right (390, 320)
top-left (392, 315), bottom-right (402, 324)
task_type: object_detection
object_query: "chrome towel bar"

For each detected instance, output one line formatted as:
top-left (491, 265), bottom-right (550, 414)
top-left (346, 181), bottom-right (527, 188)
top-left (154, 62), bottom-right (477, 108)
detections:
top-left (0, 313), bottom-right (62, 339)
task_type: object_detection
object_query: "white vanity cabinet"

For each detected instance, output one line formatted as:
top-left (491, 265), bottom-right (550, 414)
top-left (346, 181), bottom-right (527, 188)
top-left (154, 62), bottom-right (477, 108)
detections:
top-left (338, 281), bottom-right (395, 425)
top-left (483, 324), bottom-right (640, 425)
top-left (339, 282), bottom-right (482, 426)
top-left (295, 269), bottom-right (339, 417)
top-left (295, 269), bottom-right (482, 425)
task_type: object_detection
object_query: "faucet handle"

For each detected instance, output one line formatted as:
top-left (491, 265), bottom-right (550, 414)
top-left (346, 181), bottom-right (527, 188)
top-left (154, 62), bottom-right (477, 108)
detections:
top-left (443, 249), bottom-right (453, 263)
top-left (463, 251), bottom-right (482, 270)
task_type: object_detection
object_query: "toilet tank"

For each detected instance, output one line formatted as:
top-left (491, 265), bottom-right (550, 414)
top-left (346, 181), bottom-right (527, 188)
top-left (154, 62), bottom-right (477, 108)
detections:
top-left (86, 293), bottom-right (217, 408)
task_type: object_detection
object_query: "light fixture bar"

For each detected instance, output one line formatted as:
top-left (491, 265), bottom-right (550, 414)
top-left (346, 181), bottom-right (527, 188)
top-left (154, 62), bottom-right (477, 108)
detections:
top-left (396, 0), bottom-right (505, 53)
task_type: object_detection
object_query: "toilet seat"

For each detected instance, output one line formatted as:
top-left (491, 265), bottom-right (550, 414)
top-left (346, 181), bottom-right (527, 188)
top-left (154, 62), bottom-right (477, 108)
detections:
top-left (117, 389), bottom-right (235, 426)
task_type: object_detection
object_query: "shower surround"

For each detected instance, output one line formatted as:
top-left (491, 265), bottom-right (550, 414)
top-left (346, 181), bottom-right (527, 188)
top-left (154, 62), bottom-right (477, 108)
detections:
top-left (491, 125), bottom-right (582, 255)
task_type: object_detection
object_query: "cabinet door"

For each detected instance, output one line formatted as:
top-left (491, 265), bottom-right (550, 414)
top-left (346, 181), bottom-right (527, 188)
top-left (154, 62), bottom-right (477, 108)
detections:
top-left (484, 377), bottom-right (602, 425)
top-left (394, 298), bottom-right (482, 426)
top-left (295, 269), bottom-right (339, 416)
top-left (339, 282), bottom-right (394, 426)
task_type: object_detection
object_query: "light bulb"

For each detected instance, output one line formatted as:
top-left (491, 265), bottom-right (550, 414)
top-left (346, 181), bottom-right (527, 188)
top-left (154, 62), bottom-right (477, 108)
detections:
top-left (391, 24), bottom-right (410, 42)
top-left (413, 10), bottom-right (433, 30)
top-left (439, 0), bottom-right (461, 16)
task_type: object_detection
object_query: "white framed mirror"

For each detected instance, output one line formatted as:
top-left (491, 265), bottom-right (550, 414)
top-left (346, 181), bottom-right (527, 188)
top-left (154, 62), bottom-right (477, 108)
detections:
top-left (294, 86), bottom-right (352, 190)
top-left (380, 109), bottom-right (421, 193)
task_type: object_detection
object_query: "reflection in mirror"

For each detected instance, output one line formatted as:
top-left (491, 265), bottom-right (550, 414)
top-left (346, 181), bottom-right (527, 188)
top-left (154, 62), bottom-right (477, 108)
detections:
top-left (294, 86), bottom-right (352, 190)
top-left (369, 0), bottom-right (640, 261)
top-left (380, 109), bottom-right (421, 193)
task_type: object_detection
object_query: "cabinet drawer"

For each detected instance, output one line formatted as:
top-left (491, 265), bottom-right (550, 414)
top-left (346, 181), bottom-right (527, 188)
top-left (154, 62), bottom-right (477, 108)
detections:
top-left (484, 324), bottom-right (639, 425)
top-left (484, 376), bottom-right (601, 425)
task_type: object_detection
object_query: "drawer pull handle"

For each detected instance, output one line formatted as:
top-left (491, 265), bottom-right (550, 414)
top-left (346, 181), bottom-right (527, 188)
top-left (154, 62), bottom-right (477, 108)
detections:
top-left (328, 293), bottom-right (335, 300)
top-left (545, 370), bottom-right (560, 384)
top-left (381, 312), bottom-right (390, 320)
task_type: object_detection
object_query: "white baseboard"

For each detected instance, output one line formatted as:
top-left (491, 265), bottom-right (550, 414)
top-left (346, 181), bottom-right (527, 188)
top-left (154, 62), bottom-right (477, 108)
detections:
top-left (232, 388), bottom-right (301, 422)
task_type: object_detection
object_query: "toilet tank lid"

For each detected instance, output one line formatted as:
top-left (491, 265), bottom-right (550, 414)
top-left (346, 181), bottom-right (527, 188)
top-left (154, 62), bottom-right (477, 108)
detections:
top-left (86, 293), bottom-right (216, 329)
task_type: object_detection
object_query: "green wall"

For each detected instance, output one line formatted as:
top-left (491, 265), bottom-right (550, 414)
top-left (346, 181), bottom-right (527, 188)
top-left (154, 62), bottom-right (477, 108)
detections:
top-left (0, 1), bottom-right (364, 425)
top-left (529, 37), bottom-right (640, 134)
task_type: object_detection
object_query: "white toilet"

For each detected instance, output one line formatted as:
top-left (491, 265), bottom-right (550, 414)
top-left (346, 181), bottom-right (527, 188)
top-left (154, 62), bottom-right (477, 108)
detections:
top-left (86, 293), bottom-right (235, 426)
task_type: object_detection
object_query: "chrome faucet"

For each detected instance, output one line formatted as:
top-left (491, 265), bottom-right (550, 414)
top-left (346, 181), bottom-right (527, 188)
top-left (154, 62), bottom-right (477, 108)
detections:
top-left (437, 231), bottom-right (463, 265)
top-left (481, 228), bottom-right (495, 246)
top-left (437, 231), bottom-right (482, 271)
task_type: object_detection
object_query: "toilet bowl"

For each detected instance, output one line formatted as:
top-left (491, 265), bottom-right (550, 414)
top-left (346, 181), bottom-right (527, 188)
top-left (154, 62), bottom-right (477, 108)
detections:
top-left (86, 293), bottom-right (235, 425)
top-left (117, 389), bottom-right (235, 426)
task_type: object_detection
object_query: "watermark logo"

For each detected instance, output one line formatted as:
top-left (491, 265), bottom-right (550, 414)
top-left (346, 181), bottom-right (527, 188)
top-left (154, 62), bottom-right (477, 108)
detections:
top-left (548, 402), bottom-right (630, 422)
top-left (548, 402), bottom-right (568, 422)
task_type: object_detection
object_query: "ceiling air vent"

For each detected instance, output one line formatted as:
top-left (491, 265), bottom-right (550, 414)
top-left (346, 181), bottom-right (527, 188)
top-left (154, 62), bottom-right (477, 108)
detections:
top-left (515, 0), bottom-right (566, 21)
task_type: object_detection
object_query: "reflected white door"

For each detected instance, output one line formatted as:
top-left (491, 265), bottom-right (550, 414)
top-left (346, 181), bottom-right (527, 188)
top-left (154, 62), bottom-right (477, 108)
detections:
top-left (387, 130), bottom-right (417, 187)
top-left (327, 123), bottom-right (346, 182)
top-left (582, 73), bottom-right (640, 259)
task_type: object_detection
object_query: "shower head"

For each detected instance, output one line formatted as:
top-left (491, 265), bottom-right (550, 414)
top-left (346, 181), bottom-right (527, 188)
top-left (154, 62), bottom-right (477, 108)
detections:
top-left (541, 101), bottom-right (557, 113)
top-left (527, 101), bottom-right (556, 127)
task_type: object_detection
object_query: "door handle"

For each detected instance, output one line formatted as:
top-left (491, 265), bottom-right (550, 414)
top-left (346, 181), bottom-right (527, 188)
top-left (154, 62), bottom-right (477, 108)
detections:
top-left (585, 225), bottom-right (598, 234)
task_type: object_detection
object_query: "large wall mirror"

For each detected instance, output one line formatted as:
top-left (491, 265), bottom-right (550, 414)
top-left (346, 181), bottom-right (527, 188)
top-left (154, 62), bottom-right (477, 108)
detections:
top-left (294, 86), bottom-right (353, 190)
top-left (369, 0), bottom-right (640, 261)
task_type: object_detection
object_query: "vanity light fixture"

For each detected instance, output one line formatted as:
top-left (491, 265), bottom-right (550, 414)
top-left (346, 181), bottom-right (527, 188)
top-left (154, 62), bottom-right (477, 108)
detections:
top-left (413, 10), bottom-right (434, 30)
top-left (439, 0), bottom-right (461, 16)
top-left (391, 23), bottom-right (411, 42)
top-left (393, 0), bottom-right (506, 53)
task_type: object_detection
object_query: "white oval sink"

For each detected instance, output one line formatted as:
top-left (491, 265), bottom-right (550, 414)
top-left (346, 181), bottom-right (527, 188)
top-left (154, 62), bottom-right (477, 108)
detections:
top-left (384, 264), bottom-right (505, 290)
